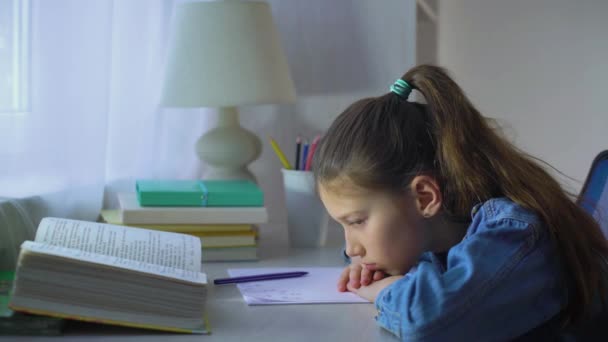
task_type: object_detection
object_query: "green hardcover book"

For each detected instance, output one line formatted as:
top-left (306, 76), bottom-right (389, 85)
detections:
top-left (136, 179), bottom-right (264, 207)
top-left (1, 271), bottom-right (65, 336)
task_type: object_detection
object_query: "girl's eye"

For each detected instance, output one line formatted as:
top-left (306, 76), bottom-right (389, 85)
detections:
top-left (347, 219), bottom-right (366, 227)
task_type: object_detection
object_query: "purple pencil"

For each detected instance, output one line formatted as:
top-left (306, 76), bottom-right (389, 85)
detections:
top-left (213, 271), bottom-right (308, 285)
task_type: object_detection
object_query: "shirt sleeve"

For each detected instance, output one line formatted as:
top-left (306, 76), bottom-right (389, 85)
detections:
top-left (374, 206), bottom-right (563, 341)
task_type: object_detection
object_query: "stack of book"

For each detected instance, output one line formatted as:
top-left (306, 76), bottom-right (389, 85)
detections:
top-left (101, 179), bottom-right (268, 262)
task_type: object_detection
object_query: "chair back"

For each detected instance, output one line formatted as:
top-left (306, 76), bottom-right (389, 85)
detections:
top-left (577, 150), bottom-right (608, 238)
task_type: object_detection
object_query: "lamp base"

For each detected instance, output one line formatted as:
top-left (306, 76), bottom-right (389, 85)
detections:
top-left (196, 107), bottom-right (261, 183)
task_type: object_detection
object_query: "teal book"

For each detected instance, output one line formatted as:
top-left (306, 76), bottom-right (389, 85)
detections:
top-left (136, 179), bottom-right (264, 207)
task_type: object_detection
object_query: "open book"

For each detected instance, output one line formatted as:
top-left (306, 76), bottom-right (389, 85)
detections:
top-left (9, 217), bottom-right (209, 334)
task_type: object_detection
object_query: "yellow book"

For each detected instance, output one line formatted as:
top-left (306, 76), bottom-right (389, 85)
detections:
top-left (9, 217), bottom-right (209, 334)
top-left (190, 230), bottom-right (258, 248)
top-left (202, 246), bottom-right (258, 262)
top-left (101, 210), bottom-right (252, 233)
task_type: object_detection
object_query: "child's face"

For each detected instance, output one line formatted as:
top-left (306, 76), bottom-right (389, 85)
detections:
top-left (319, 179), bottom-right (429, 276)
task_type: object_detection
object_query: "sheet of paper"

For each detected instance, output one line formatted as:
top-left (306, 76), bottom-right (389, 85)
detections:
top-left (227, 267), bottom-right (370, 305)
top-left (34, 217), bottom-right (201, 272)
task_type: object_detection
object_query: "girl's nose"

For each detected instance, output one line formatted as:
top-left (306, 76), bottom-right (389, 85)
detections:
top-left (344, 231), bottom-right (363, 257)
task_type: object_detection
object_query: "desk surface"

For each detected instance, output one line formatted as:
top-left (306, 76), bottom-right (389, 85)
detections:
top-left (4, 233), bottom-right (397, 342)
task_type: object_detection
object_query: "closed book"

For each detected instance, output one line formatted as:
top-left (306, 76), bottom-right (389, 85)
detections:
top-left (9, 218), bottom-right (209, 334)
top-left (190, 230), bottom-right (258, 248)
top-left (136, 179), bottom-right (264, 207)
top-left (118, 193), bottom-right (268, 224)
top-left (100, 210), bottom-right (253, 233)
top-left (203, 246), bottom-right (258, 262)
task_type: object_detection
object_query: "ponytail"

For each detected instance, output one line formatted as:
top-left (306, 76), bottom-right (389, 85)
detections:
top-left (403, 65), bottom-right (608, 323)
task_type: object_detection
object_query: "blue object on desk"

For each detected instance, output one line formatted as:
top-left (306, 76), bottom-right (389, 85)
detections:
top-left (213, 271), bottom-right (308, 285)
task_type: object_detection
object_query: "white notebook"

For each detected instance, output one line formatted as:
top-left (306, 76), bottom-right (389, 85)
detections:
top-left (117, 193), bottom-right (269, 224)
top-left (227, 267), bottom-right (370, 305)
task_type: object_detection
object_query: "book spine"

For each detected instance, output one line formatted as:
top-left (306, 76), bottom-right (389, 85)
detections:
top-left (123, 225), bottom-right (253, 233)
top-left (121, 208), bottom-right (268, 225)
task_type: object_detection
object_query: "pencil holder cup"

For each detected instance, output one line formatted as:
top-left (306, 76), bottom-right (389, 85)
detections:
top-left (281, 169), bottom-right (329, 248)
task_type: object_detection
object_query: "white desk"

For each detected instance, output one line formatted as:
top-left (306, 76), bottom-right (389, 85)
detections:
top-left (4, 231), bottom-right (398, 342)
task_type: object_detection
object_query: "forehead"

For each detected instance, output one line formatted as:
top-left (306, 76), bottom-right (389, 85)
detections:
top-left (318, 177), bottom-right (369, 199)
top-left (318, 177), bottom-right (395, 215)
top-left (318, 180), bottom-right (371, 219)
top-left (319, 178), bottom-right (411, 222)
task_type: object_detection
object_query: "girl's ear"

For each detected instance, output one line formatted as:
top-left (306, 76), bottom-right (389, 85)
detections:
top-left (410, 175), bottom-right (442, 218)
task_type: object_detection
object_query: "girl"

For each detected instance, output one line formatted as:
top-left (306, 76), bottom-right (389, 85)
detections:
top-left (312, 65), bottom-right (608, 341)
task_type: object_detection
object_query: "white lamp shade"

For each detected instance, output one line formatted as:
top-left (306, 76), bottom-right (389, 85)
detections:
top-left (162, 1), bottom-right (296, 107)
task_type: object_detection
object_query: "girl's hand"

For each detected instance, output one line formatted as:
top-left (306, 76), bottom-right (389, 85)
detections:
top-left (337, 257), bottom-right (387, 292)
top-left (347, 275), bottom-right (403, 302)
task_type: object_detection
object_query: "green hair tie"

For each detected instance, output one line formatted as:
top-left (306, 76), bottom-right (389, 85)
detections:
top-left (390, 79), bottom-right (412, 99)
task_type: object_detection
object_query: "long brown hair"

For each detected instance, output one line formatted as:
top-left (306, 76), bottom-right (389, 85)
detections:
top-left (312, 64), bottom-right (608, 323)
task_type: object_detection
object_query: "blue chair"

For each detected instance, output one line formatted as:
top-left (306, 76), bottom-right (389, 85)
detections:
top-left (557, 150), bottom-right (608, 341)
top-left (577, 150), bottom-right (608, 238)
top-left (515, 151), bottom-right (608, 341)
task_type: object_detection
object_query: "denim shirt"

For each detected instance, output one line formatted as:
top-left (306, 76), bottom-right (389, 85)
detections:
top-left (374, 197), bottom-right (565, 341)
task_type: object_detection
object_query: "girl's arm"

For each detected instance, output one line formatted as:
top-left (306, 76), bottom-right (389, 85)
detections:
top-left (372, 201), bottom-right (564, 341)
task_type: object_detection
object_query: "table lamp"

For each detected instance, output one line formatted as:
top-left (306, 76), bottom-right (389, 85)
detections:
top-left (161, 0), bottom-right (296, 182)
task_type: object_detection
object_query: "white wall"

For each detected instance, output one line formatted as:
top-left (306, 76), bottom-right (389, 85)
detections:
top-left (417, 0), bottom-right (438, 65)
top-left (438, 0), bottom-right (608, 193)
top-left (240, 0), bottom-right (417, 245)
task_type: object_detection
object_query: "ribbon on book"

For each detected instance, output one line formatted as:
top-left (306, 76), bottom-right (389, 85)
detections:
top-left (198, 181), bottom-right (208, 206)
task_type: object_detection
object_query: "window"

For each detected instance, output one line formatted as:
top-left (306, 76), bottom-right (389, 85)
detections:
top-left (0, 0), bottom-right (30, 114)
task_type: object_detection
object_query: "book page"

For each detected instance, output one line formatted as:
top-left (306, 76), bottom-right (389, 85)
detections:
top-left (20, 241), bottom-right (206, 285)
top-left (34, 218), bottom-right (201, 272)
top-left (227, 267), bottom-right (369, 305)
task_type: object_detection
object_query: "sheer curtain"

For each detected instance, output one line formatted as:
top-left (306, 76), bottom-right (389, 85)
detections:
top-left (0, 0), bottom-right (212, 267)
